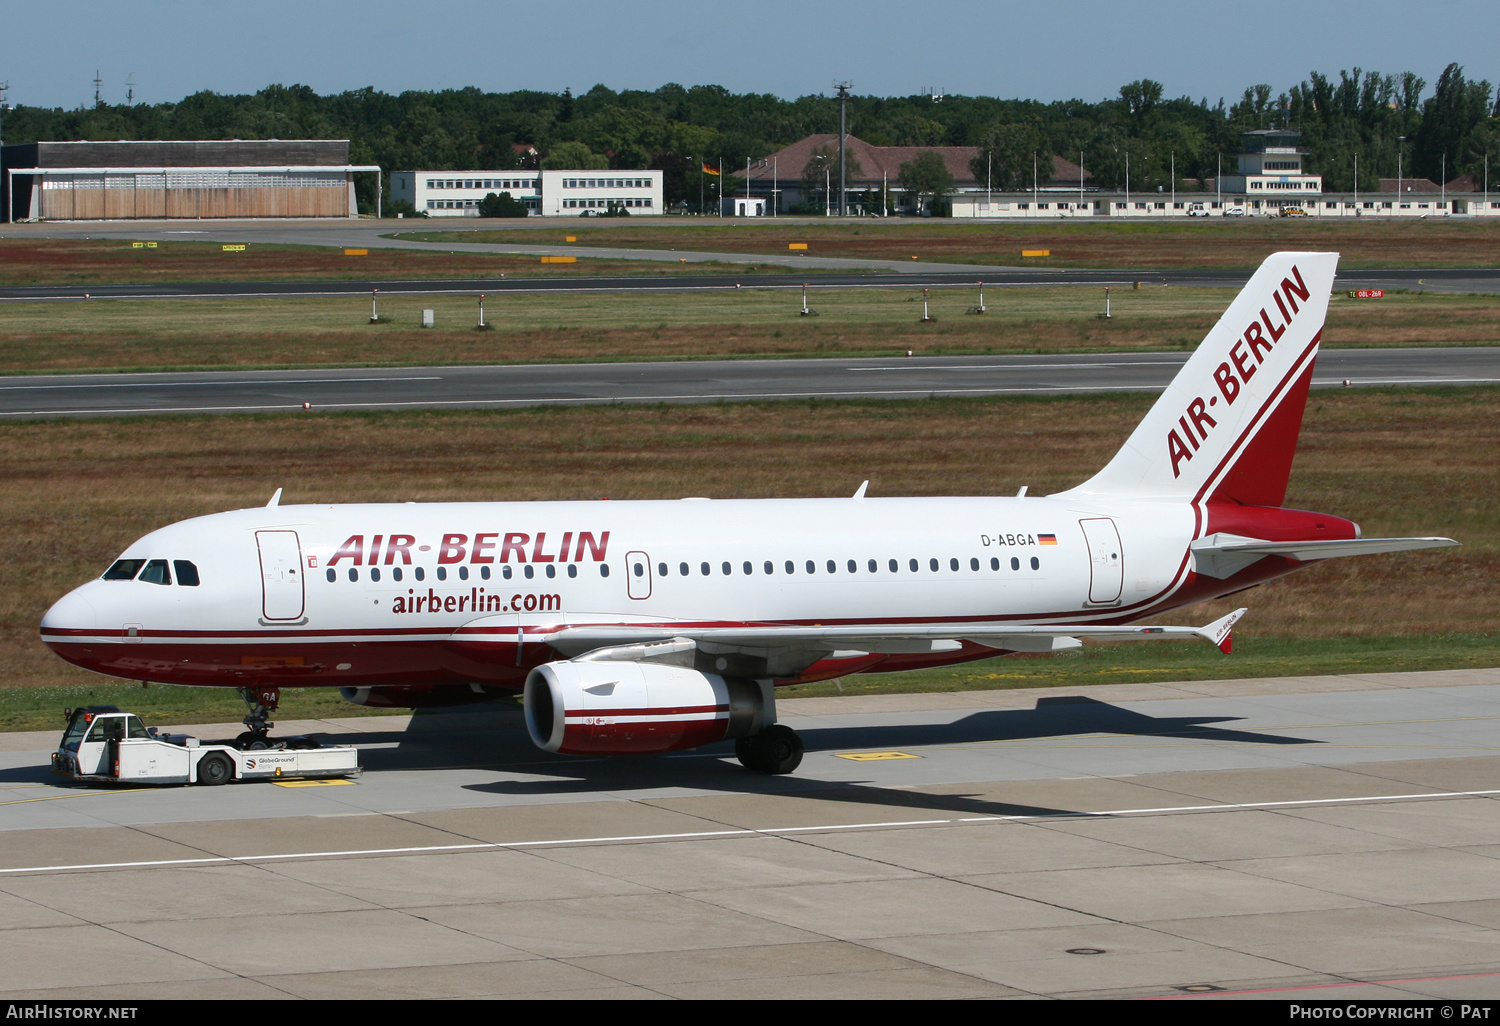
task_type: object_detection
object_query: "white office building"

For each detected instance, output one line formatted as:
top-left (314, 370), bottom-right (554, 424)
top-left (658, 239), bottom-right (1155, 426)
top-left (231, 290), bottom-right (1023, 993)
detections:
top-left (390, 171), bottom-right (542, 215)
top-left (537, 170), bottom-right (663, 216)
top-left (391, 168), bottom-right (663, 217)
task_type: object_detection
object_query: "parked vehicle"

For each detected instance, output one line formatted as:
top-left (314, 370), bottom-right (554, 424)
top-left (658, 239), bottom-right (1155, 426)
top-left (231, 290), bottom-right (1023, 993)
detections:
top-left (52, 707), bottom-right (361, 786)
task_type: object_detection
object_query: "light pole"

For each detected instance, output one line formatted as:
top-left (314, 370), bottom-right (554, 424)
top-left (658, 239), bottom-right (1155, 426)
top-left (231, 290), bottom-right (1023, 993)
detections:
top-left (835, 81), bottom-right (851, 217)
top-left (1397, 135), bottom-right (1404, 218)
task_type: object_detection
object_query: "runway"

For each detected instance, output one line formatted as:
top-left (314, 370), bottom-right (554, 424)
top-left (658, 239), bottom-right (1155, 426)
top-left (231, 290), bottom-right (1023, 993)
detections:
top-left (2, 668), bottom-right (1499, 999)
top-left (1, 347), bottom-right (1496, 419)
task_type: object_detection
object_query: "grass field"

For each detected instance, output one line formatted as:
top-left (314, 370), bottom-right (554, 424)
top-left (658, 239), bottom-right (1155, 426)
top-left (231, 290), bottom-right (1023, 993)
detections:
top-left (2, 389), bottom-right (1494, 728)
top-left (0, 238), bottom-right (778, 287)
top-left (398, 218), bottom-right (1500, 269)
top-left (2, 285), bottom-right (1496, 374)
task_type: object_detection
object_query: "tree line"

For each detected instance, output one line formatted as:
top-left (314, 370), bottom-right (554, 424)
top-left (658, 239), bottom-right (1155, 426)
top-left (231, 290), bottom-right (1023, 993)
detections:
top-left (2, 68), bottom-right (1496, 212)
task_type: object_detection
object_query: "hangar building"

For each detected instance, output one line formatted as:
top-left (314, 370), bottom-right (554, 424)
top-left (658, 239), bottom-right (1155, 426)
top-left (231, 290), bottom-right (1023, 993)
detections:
top-left (1, 140), bottom-right (380, 222)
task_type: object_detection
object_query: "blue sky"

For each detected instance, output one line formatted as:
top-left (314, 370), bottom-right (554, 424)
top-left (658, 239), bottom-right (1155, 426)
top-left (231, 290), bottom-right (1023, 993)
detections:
top-left (5, 0), bottom-right (1496, 110)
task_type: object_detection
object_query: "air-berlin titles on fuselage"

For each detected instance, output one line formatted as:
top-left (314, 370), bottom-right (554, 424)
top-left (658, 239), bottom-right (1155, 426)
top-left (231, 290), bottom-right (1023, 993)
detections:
top-left (322, 530), bottom-right (610, 568)
top-left (1167, 264), bottom-right (1312, 478)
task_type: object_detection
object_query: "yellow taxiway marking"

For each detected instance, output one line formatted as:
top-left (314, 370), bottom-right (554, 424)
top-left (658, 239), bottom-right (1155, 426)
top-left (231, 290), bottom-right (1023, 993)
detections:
top-left (0, 787), bottom-right (153, 805)
top-left (835, 751), bottom-right (921, 761)
top-left (271, 778), bottom-right (355, 788)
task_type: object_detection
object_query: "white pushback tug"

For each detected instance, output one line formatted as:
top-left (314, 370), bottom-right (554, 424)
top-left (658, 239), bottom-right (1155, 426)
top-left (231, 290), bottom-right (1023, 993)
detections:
top-left (52, 706), bottom-right (361, 786)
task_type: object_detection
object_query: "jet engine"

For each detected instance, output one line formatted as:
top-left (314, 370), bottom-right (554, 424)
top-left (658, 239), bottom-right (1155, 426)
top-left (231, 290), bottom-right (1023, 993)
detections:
top-left (524, 660), bottom-right (769, 755)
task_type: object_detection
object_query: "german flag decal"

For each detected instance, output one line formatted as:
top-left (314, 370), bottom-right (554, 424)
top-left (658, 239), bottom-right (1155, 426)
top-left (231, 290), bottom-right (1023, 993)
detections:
top-left (1039, 534), bottom-right (1058, 545)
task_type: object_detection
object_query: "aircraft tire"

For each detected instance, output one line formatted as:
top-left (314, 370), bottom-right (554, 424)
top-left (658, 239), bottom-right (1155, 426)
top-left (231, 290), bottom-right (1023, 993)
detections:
top-left (750, 725), bottom-right (803, 775)
top-left (197, 753), bottom-right (234, 786)
top-left (735, 736), bottom-right (759, 770)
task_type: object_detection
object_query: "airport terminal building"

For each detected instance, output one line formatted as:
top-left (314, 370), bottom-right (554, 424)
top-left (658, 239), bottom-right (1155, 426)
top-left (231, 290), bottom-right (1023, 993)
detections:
top-left (1, 140), bottom-right (379, 222)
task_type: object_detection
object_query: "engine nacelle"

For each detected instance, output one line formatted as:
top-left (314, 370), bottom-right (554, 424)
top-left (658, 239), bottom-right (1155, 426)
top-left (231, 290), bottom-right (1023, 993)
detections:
top-left (524, 660), bottom-right (770, 755)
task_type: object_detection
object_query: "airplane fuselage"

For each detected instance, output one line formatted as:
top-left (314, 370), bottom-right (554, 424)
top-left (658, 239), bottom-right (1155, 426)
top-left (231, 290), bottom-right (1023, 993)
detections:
top-left (40, 494), bottom-right (1348, 692)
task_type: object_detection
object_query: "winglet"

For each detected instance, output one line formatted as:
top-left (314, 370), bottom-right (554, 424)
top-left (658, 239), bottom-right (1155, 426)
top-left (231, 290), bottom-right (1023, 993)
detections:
top-left (853, 480), bottom-right (869, 500)
top-left (1198, 608), bottom-right (1247, 654)
top-left (266, 488), bottom-right (283, 508)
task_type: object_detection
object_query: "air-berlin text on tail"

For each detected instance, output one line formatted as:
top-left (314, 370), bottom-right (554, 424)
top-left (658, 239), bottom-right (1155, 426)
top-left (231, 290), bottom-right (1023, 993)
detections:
top-left (321, 530), bottom-right (610, 567)
top-left (1167, 265), bottom-right (1311, 478)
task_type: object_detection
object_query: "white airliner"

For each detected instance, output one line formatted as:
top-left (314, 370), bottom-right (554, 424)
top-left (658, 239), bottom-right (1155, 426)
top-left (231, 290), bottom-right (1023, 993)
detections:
top-left (41, 252), bottom-right (1456, 774)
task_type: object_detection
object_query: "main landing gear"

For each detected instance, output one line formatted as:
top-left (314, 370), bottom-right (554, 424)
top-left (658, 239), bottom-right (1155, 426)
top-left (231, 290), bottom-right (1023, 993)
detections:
top-left (236, 686), bottom-right (280, 750)
top-left (735, 725), bottom-right (804, 775)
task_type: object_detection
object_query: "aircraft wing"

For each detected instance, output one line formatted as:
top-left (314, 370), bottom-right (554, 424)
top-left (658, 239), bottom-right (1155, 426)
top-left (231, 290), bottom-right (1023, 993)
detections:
top-left (523, 608), bottom-right (1247, 662)
top-left (1191, 534), bottom-right (1458, 579)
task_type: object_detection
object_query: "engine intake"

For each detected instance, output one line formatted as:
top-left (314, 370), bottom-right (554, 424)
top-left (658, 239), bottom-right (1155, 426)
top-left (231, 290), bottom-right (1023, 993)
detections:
top-left (524, 660), bottom-right (770, 755)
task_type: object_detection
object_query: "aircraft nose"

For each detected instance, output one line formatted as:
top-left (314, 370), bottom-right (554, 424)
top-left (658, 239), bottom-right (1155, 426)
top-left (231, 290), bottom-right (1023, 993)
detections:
top-left (41, 585), bottom-right (100, 637)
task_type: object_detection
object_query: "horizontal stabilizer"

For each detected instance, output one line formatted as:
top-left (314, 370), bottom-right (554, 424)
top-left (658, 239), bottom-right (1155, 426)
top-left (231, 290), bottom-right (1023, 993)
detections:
top-left (1191, 534), bottom-right (1459, 579)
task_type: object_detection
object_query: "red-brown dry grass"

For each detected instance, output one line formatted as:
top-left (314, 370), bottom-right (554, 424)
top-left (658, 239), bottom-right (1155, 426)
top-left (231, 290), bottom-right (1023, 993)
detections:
top-left (443, 218), bottom-right (1500, 269)
top-left (0, 239), bottom-right (770, 286)
top-left (2, 389), bottom-right (1493, 690)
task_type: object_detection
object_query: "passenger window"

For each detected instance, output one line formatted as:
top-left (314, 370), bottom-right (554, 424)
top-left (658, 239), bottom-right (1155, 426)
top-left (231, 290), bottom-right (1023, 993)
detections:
top-left (173, 560), bottom-right (200, 586)
top-left (743, 561), bottom-right (753, 575)
top-left (348, 568), bottom-right (359, 582)
top-left (764, 561), bottom-right (774, 574)
top-left (479, 566), bottom-right (489, 580)
top-left (436, 567), bottom-right (447, 581)
top-left (868, 559), bottom-right (877, 573)
top-left (701, 562), bottom-right (710, 576)
top-left (970, 558), bottom-right (980, 571)
top-left (722, 562), bottom-right (731, 575)
top-left (1011, 557), bottom-right (1020, 571)
top-left (889, 559), bottom-right (898, 572)
top-left (371, 568), bottom-right (381, 582)
top-left (827, 560), bottom-right (836, 573)
top-left (950, 558), bottom-right (960, 572)
top-left (909, 558), bottom-right (918, 572)
top-left (394, 567), bottom-right (405, 582)
top-left (568, 565), bottom-right (577, 578)
top-left (459, 566), bottom-right (469, 581)
top-left (991, 557), bottom-right (1000, 570)
top-left (805, 560), bottom-right (815, 574)
top-left (848, 560), bottom-right (857, 573)
top-left (103, 559), bottom-right (146, 581)
top-left (415, 567), bottom-right (426, 582)
top-left (1031, 557), bottom-right (1040, 570)
top-left (503, 566), bottom-right (512, 579)
top-left (680, 562), bottom-right (689, 576)
top-left (524, 565), bottom-right (535, 579)
top-left (139, 559), bottom-right (171, 585)
top-left (600, 564), bottom-right (610, 577)
top-left (929, 558), bottom-right (939, 572)
top-left (326, 569), bottom-right (336, 583)
top-left (785, 561), bottom-right (795, 574)
top-left (546, 565), bottom-right (556, 578)
top-left (658, 562), bottom-right (667, 577)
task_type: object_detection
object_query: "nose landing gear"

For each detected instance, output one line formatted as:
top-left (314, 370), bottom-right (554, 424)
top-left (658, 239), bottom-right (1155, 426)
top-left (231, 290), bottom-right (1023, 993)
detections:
top-left (236, 686), bottom-right (280, 750)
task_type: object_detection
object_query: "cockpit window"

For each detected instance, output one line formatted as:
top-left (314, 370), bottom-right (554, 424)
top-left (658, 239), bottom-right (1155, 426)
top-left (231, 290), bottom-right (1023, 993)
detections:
top-left (173, 560), bottom-right (200, 587)
top-left (103, 559), bottom-right (146, 581)
top-left (138, 559), bottom-right (172, 586)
